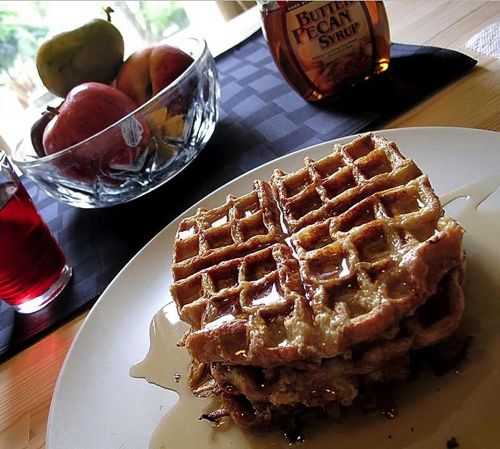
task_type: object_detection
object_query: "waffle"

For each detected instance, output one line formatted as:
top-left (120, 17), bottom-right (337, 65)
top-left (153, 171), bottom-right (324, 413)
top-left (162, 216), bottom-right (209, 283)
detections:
top-left (173, 243), bottom-right (311, 366)
top-left (209, 266), bottom-right (465, 419)
top-left (188, 264), bottom-right (465, 430)
top-left (172, 179), bottom-right (284, 282)
top-left (169, 133), bottom-right (466, 431)
top-left (272, 134), bottom-right (422, 233)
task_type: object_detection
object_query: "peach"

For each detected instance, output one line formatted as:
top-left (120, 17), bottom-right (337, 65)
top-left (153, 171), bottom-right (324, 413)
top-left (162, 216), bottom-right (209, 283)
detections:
top-left (116, 44), bottom-right (194, 106)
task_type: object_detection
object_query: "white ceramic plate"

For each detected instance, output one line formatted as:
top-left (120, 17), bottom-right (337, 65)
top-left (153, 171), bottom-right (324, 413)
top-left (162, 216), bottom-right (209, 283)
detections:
top-left (47, 127), bottom-right (500, 449)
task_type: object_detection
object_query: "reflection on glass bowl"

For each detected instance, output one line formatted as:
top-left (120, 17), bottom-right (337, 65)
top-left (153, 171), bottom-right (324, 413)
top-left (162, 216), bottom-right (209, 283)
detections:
top-left (12, 37), bottom-right (220, 209)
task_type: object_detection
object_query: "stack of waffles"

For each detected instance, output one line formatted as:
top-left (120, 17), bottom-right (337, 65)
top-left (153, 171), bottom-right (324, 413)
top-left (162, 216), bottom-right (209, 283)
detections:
top-left (170, 134), bottom-right (465, 429)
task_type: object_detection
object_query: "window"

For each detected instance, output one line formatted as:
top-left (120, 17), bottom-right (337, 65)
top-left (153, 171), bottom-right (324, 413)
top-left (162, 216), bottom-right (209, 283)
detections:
top-left (0, 1), bottom-right (257, 153)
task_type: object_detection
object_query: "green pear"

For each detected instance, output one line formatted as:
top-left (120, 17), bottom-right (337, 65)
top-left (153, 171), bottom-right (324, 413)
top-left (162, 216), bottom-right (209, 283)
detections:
top-left (36, 13), bottom-right (124, 98)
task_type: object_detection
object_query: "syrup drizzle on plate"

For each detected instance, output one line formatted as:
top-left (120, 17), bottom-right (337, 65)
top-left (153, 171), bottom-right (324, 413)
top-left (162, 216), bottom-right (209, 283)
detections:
top-left (129, 304), bottom-right (217, 449)
top-left (131, 175), bottom-right (500, 449)
top-left (129, 304), bottom-right (290, 448)
top-left (440, 174), bottom-right (500, 209)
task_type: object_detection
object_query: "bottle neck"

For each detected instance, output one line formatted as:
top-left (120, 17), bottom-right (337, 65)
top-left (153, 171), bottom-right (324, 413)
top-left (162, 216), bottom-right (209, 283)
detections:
top-left (257, 0), bottom-right (280, 13)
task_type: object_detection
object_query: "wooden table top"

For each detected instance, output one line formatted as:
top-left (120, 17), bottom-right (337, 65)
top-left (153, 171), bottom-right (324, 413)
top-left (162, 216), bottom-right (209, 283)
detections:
top-left (1, 2), bottom-right (499, 447)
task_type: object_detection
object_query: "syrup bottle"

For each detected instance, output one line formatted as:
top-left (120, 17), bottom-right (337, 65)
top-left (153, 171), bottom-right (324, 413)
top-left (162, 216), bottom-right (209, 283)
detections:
top-left (259, 1), bottom-right (391, 102)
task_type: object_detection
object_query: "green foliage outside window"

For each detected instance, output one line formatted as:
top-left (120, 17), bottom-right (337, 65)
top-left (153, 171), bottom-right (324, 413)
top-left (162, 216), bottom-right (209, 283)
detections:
top-left (113, 1), bottom-right (189, 44)
top-left (0, 5), bottom-right (48, 78)
top-left (0, 1), bottom-right (190, 79)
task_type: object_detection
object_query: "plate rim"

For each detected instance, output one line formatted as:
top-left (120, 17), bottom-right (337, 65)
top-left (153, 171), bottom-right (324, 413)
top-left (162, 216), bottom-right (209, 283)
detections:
top-left (46, 125), bottom-right (499, 445)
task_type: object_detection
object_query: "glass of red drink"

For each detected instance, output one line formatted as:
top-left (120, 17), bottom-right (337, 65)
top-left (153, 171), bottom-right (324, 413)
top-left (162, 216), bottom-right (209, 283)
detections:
top-left (0, 150), bottom-right (71, 313)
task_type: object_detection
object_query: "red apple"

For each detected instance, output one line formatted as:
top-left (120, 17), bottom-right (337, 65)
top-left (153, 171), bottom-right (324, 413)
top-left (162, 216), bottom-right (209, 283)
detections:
top-left (116, 44), bottom-right (194, 105)
top-left (43, 82), bottom-right (149, 182)
top-left (150, 45), bottom-right (194, 95)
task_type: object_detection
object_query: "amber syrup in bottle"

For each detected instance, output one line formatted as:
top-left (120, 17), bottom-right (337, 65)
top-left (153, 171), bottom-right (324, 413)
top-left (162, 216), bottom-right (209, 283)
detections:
top-left (259, 1), bottom-right (391, 102)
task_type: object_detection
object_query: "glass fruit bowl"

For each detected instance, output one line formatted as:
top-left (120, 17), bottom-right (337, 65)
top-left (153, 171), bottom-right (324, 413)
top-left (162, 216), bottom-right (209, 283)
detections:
top-left (12, 37), bottom-right (219, 208)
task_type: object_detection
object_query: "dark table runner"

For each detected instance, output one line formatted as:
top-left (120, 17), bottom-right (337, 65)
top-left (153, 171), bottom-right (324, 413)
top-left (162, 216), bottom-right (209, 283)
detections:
top-left (0, 32), bottom-right (476, 360)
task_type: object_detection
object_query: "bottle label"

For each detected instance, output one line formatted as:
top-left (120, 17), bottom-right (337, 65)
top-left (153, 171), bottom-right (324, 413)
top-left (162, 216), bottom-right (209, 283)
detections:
top-left (283, 1), bottom-right (375, 93)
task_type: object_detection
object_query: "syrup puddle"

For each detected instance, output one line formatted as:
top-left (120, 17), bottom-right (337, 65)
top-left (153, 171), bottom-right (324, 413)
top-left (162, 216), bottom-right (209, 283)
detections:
top-left (440, 174), bottom-right (500, 209)
top-left (130, 303), bottom-right (289, 449)
top-left (132, 175), bottom-right (500, 449)
top-left (129, 304), bottom-right (188, 397)
top-left (129, 304), bottom-right (217, 449)
top-left (440, 175), bottom-right (500, 333)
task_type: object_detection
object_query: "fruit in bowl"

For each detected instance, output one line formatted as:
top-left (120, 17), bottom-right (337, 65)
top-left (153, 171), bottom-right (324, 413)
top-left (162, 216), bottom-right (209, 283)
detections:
top-left (13, 6), bottom-right (219, 208)
top-left (36, 7), bottom-right (124, 98)
top-left (15, 9), bottom-right (219, 208)
top-left (116, 44), bottom-right (195, 146)
top-left (116, 44), bottom-right (194, 105)
top-left (42, 82), bottom-right (150, 182)
top-left (31, 10), bottom-right (196, 185)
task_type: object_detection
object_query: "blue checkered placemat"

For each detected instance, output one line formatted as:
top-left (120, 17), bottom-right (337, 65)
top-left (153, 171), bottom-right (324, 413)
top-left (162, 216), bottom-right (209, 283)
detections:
top-left (0, 32), bottom-right (476, 360)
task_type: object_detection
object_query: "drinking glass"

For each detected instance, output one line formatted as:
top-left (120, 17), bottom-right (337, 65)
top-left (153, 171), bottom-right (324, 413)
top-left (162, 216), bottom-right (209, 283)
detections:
top-left (0, 150), bottom-right (71, 313)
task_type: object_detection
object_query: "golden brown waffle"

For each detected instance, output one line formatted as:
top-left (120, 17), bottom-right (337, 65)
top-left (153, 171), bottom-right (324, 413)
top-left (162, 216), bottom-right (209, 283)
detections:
top-left (169, 133), bottom-right (466, 431)
top-left (177, 175), bottom-right (463, 366)
top-left (208, 266), bottom-right (464, 406)
top-left (272, 134), bottom-right (422, 233)
top-left (288, 175), bottom-right (464, 359)
top-left (175, 243), bottom-right (317, 366)
top-left (192, 267), bottom-right (464, 428)
top-left (172, 179), bottom-right (284, 282)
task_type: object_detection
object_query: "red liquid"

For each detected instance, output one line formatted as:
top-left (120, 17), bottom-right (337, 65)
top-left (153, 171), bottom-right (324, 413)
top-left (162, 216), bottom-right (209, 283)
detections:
top-left (0, 181), bottom-right (66, 306)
